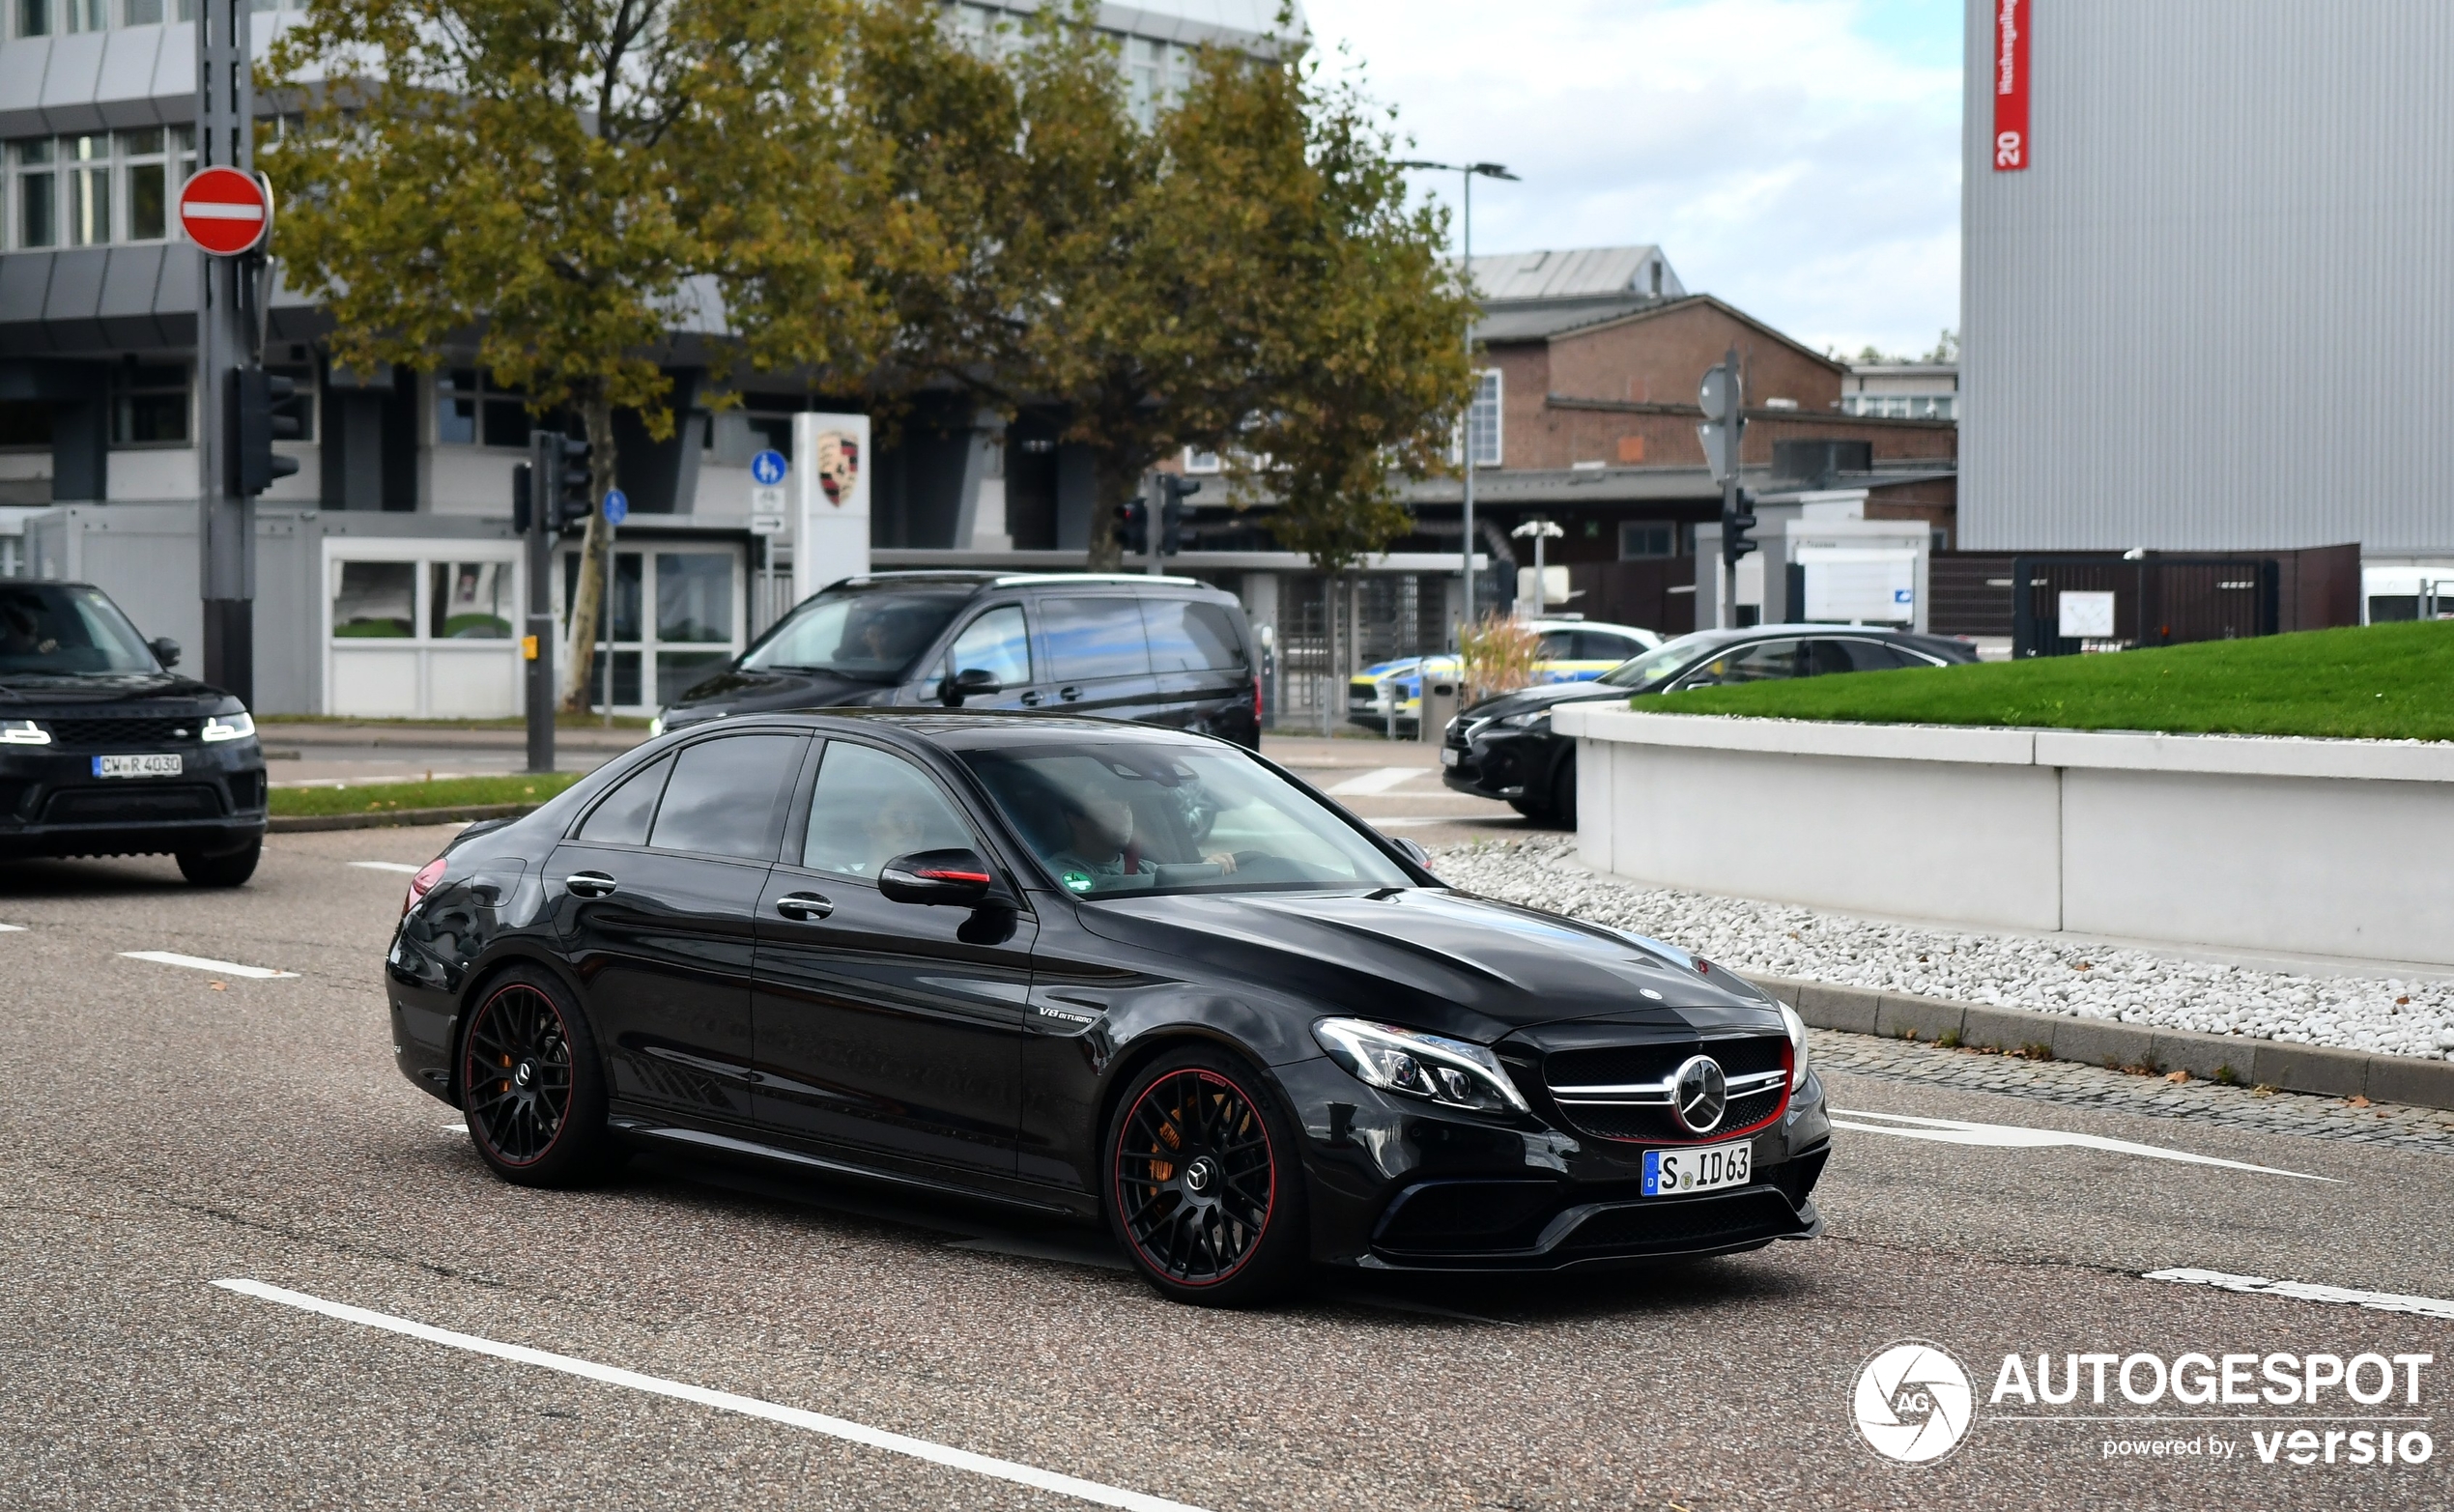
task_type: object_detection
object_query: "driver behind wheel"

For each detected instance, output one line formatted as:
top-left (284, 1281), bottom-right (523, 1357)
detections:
top-left (1045, 790), bottom-right (1237, 895)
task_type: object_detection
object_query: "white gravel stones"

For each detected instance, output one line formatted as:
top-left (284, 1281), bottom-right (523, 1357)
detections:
top-left (1429, 836), bottom-right (2454, 1062)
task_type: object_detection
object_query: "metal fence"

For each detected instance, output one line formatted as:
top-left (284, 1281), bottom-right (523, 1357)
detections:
top-left (1266, 572), bottom-right (1453, 732)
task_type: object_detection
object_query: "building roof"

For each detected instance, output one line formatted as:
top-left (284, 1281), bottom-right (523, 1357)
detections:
top-left (1469, 246), bottom-right (1686, 302)
top-left (1471, 294), bottom-right (1672, 344)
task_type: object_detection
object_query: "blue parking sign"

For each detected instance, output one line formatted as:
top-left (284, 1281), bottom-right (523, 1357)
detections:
top-left (751, 449), bottom-right (788, 486)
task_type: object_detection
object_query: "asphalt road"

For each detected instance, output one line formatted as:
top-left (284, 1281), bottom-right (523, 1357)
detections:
top-left (3, 823), bottom-right (2449, 1510)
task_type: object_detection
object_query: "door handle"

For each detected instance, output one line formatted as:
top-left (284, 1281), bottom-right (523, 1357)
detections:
top-left (565, 870), bottom-right (617, 899)
top-left (1018, 690), bottom-right (1042, 706)
top-left (1058, 685), bottom-right (1082, 702)
top-left (775, 892), bottom-right (834, 921)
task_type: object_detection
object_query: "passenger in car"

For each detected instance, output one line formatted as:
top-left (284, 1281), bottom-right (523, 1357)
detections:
top-left (1045, 791), bottom-right (1238, 893)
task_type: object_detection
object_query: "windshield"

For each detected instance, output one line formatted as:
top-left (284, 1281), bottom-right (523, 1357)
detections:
top-left (0, 585), bottom-right (162, 675)
top-left (1598, 631), bottom-right (1727, 691)
top-left (957, 741), bottom-right (1412, 897)
top-left (739, 588), bottom-right (970, 682)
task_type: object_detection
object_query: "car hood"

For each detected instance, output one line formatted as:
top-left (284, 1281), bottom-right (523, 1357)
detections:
top-left (0, 671), bottom-right (232, 708)
top-left (664, 666), bottom-right (891, 720)
top-left (1462, 678), bottom-right (1636, 724)
top-left (1076, 885), bottom-right (1775, 1042)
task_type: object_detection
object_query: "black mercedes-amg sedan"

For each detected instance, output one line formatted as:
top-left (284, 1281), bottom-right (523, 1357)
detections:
top-left (0, 582), bottom-right (268, 883)
top-left (386, 711), bottom-right (1830, 1305)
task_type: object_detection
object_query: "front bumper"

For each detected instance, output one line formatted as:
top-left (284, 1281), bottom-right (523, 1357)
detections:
top-left (0, 742), bottom-right (268, 859)
top-left (1440, 727), bottom-right (1559, 803)
top-left (1284, 1058), bottom-right (1832, 1271)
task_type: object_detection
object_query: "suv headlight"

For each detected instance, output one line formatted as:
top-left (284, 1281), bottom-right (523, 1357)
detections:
top-left (0, 719), bottom-right (50, 745)
top-left (1780, 1003), bottom-right (1811, 1091)
top-left (200, 711), bottom-right (256, 743)
top-left (1494, 709), bottom-right (1551, 731)
top-left (1312, 1017), bottom-right (1531, 1116)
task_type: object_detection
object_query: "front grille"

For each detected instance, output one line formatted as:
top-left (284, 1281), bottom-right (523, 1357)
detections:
top-left (1558, 1188), bottom-right (1800, 1255)
top-left (44, 716), bottom-right (200, 747)
top-left (41, 785), bottom-right (225, 824)
top-left (1541, 1034), bottom-right (1790, 1144)
top-left (1374, 1179), bottom-right (1564, 1253)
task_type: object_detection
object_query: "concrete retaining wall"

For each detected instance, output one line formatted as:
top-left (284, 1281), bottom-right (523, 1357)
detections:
top-left (1554, 706), bottom-right (2454, 966)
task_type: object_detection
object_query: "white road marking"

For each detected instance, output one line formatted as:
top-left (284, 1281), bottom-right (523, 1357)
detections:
top-left (444, 1124), bottom-right (468, 1134)
top-left (1326, 766), bottom-right (1427, 796)
top-left (2144, 1268), bottom-right (2454, 1322)
top-left (212, 1279), bottom-right (1210, 1512)
top-left (119, 951), bottom-right (300, 981)
top-left (349, 861), bottom-right (424, 874)
top-left (1829, 1108), bottom-right (2335, 1182)
top-left (0, 922), bottom-right (23, 931)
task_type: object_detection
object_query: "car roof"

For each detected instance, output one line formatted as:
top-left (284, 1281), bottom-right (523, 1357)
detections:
top-left (672, 708), bottom-right (1229, 752)
top-left (830, 570), bottom-right (1221, 593)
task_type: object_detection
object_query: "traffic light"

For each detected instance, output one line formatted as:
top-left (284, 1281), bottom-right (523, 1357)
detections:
top-left (531, 431), bottom-right (594, 532)
top-left (511, 463), bottom-right (533, 534)
top-left (225, 365), bottom-right (301, 496)
top-left (1722, 489), bottom-right (1759, 570)
top-left (1157, 475), bottom-right (1200, 555)
top-left (1115, 497), bottom-right (1149, 556)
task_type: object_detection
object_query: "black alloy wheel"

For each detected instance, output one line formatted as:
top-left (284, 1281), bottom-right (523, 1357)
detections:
top-left (458, 967), bottom-right (614, 1186)
top-left (1106, 1049), bottom-right (1307, 1306)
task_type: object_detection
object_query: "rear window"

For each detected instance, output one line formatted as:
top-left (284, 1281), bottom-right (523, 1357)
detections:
top-left (1142, 598), bottom-right (1247, 672)
top-left (1041, 598), bottom-right (1153, 681)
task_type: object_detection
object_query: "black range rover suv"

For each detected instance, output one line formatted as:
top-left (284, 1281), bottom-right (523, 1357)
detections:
top-left (658, 571), bottom-right (1261, 748)
top-left (0, 582), bottom-right (268, 885)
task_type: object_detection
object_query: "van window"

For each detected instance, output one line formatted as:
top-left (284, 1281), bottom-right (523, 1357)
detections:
top-left (944, 604), bottom-right (1033, 685)
top-left (1041, 598), bottom-right (1152, 681)
top-left (1141, 599), bottom-right (1246, 672)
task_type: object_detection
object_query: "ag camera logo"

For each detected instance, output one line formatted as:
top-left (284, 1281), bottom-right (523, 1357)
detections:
top-left (1856, 1340), bottom-right (1976, 1464)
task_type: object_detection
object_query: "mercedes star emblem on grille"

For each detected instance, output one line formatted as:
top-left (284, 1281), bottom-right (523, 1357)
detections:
top-left (1671, 1054), bottom-right (1728, 1133)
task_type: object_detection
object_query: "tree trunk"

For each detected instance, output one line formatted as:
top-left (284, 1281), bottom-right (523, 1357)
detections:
top-left (1084, 453), bottom-right (1136, 573)
top-left (558, 392), bottom-right (618, 712)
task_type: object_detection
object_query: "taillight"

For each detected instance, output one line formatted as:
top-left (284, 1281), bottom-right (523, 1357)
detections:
top-left (1253, 676), bottom-right (1263, 727)
top-left (403, 857), bottom-right (446, 916)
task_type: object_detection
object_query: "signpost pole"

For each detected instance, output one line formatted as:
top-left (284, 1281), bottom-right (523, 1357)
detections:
top-left (195, 0), bottom-right (255, 703)
top-left (599, 489), bottom-right (626, 727)
top-left (525, 435), bottom-right (556, 775)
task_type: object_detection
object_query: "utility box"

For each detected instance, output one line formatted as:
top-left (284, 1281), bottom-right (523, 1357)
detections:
top-left (1419, 678), bottom-right (1460, 743)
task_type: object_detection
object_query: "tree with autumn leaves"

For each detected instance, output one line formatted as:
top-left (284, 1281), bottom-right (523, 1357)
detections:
top-left (263, 0), bottom-right (1470, 705)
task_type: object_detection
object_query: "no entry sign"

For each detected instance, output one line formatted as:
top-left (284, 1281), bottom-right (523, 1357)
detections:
top-left (177, 167), bottom-right (272, 255)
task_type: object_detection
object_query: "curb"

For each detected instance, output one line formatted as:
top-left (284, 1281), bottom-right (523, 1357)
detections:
top-left (268, 803), bottom-right (538, 834)
top-left (1749, 973), bottom-right (2454, 1115)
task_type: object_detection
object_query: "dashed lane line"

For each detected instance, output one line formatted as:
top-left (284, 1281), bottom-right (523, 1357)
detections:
top-left (119, 951), bottom-right (299, 981)
top-left (212, 1279), bottom-right (1210, 1512)
top-left (2145, 1268), bottom-right (2454, 1322)
top-left (348, 861), bottom-right (424, 874)
top-left (1829, 1107), bottom-right (2335, 1182)
top-left (1325, 766), bottom-right (1429, 796)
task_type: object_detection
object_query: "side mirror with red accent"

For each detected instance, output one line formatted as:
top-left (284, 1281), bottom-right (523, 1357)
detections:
top-left (879, 847), bottom-right (994, 907)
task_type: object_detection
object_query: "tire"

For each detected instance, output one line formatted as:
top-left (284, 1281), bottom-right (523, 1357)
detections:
top-left (457, 965), bottom-right (616, 1187)
top-left (1105, 1046), bottom-right (1309, 1307)
top-left (1552, 753), bottom-right (1579, 830)
top-left (1507, 795), bottom-right (1554, 821)
top-left (177, 839), bottom-right (261, 887)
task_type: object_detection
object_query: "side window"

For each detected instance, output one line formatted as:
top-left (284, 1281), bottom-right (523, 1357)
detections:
top-left (945, 604), bottom-right (1033, 685)
top-left (575, 754), bottom-right (671, 845)
top-left (647, 734), bottom-right (801, 859)
top-left (800, 743), bottom-right (979, 879)
top-left (1573, 631), bottom-right (1638, 662)
top-left (1535, 630), bottom-right (1576, 661)
top-left (1041, 597), bottom-right (1153, 681)
top-left (1142, 598), bottom-right (1248, 672)
top-left (1837, 640), bottom-right (1921, 672)
top-left (1685, 640), bottom-right (1807, 686)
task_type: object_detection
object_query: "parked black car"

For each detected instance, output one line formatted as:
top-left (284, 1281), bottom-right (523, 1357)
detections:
top-left (658, 571), bottom-right (1260, 748)
top-left (1444, 625), bottom-right (1981, 825)
top-left (0, 582), bottom-right (268, 884)
top-left (387, 712), bottom-right (1829, 1304)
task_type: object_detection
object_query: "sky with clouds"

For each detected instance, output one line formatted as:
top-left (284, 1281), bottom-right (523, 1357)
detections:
top-left (1299, 0), bottom-right (1965, 360)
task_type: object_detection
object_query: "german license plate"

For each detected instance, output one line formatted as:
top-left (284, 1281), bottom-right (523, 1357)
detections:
top-left (95, 754), bottom-right (183, 779)
top-left (1440, 747), bottom-right (1460, 766)
top-left (1642, 1139), bottom-right (1752, 1197)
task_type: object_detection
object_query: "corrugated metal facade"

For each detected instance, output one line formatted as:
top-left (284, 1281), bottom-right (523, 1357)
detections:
top-left (1960, 0), bottom-right (2454, 554)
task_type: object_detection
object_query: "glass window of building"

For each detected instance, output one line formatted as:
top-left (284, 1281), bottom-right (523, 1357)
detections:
top-left (120, 128), bottom-right (169, 241)
top-left (438, 370), bottom-right (546, 448)
top-left (1461, 369), bottom-right (1502, 467)
top-left (12, 139), bottom-right (56, 250)
top-left (65, 134), bottom-right (108, 246)
top-left (332, 561), bottom-right (416, 638)
top-left (110, 364), bottom-right (188, 445)
top-left (429, 562), bottom-right (514, 639)
top-left (60, 0), bottom-right (103, 30)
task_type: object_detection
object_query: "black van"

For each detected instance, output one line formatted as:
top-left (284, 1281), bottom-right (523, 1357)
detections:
top-left (658, 572), bottom-right (1262, 748)
top-left (0, 581), bottom-right (268, 883)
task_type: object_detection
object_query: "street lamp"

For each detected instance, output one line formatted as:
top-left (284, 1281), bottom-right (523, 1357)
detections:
top-left (1511, 516), bottom-right (1563, 617)
top-left (1397, 158), bottom-right (1519, 642)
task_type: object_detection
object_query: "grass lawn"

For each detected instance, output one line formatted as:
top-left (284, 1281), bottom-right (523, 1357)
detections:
top-left (1646, 620), bottom-right (2454, 741)
top-left (269, 771), bottom-right (585, 818)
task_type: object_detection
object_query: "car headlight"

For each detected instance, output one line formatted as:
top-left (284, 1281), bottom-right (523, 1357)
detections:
top-left (1780, 1003), bottom-right (1811, 1091)
top-left (1494, 710), bottom-right (1551, 731)
top-left (648, 715), bottom-right (664, 737)
top-left (1312, 1017), bottom-right (1531, 1116)
top-left (200, 711), bottom-right (255, 743)
top-left (0, 719), bottom-right (50, 745)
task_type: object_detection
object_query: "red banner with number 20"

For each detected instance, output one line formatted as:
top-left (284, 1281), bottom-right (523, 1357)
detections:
top-left (1994, 0), bottom-right (2029, 171)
